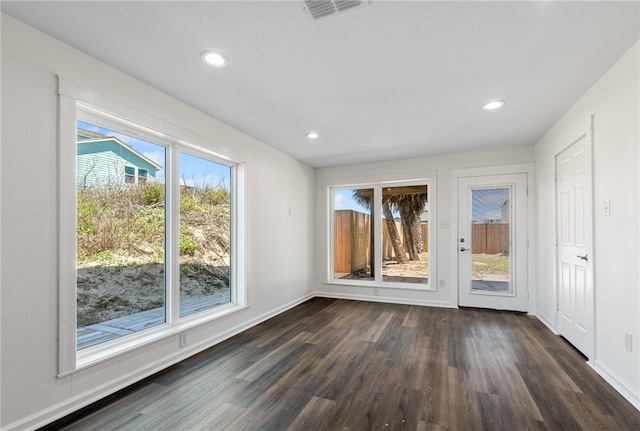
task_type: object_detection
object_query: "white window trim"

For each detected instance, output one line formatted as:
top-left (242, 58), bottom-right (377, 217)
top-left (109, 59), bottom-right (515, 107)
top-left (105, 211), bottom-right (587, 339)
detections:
top-left (58, 77), bottom-right (246, 376)
top-left (124, 165), bottom-right (136, 184)
top-left (323, 172), bottom-right (437, 292)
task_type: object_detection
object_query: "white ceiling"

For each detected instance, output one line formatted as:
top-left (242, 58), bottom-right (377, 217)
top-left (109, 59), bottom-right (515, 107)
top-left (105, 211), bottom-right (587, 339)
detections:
top-left (2, 1), bottom-right (639, 168)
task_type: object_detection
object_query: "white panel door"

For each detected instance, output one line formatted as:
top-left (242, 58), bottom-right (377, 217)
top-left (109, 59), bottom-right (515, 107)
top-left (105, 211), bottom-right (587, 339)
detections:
top-left (458, 174), bottom-right (529, 311)
top-left (556, 131), bottom-right (593, 358)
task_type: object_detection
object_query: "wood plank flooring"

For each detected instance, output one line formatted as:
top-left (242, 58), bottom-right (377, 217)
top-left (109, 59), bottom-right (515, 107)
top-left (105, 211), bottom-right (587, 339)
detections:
top-left (44, 298), bottom-right (640, 431)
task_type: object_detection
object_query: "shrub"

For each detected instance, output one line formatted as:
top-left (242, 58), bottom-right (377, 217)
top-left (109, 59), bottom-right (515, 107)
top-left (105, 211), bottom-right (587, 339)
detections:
top-left (180, 196), bottom-right (199, 213)
top-left (91, 250), bottom-right (115, 264)
top-left (76, 183), bottom-right (229, 265)
top-left (77, 200), bottom-right (97, 235)
top-left (180, 236), bottom-right (197, 256)
top-left (202, 188), bottom-right (229, 206)
top-left (141, 183), bottom-right (164, 206)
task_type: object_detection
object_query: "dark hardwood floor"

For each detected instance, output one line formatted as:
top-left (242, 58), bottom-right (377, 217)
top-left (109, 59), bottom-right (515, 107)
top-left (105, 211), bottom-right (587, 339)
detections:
top-left (44, 298), bottom-right (640, 430)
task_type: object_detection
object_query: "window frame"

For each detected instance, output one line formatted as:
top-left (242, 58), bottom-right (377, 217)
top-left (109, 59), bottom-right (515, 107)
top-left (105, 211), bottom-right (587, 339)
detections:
top-left (58, 77), bottom-right (246, 376)
top-left (324, 174), bottom-right (437, 291)
top-left (137, 168), bottom-right (148, 184)
top-left (124, 165), bottom-right (136, 183)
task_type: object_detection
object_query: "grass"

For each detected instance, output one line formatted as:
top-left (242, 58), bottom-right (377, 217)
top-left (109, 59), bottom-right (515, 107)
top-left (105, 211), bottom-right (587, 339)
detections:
top-left (381, 252), bottom-right (429, 277)
top-left (472, 253), bottom-right (510, 279)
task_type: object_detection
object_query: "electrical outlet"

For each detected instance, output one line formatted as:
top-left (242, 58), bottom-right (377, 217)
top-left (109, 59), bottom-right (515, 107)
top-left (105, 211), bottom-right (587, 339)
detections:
top-left (374, 289), bottom-right (380, 297)
top-left (180, 333), bottom-right (188, 348)
top-left (438, 279), bottom-right (445, 288)
top-left (625, 332), bottom-right (632, 352)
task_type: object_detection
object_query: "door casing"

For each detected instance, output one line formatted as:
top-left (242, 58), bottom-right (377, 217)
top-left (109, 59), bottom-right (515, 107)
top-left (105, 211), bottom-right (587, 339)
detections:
top-left (458, 174), bottom-right (529, 311)
top-left (450, 164), bottom-right (536, 312)
top-left (555, 121), bottom-right (594, 360)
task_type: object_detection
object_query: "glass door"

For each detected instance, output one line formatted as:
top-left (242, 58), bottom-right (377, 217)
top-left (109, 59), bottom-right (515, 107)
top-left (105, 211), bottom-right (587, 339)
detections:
top-left (458, 174), bottom-right (528, 311)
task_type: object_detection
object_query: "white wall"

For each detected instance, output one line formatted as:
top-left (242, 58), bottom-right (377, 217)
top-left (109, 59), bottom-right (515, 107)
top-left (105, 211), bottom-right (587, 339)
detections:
top-left (2, 9), bottom-right (638, 429)
top-left (535, 41), bottom-right (640, 407)
top-left (0, 14), bottom-right (315, 429)
top-left (314, 146), bottom-right (535, 307)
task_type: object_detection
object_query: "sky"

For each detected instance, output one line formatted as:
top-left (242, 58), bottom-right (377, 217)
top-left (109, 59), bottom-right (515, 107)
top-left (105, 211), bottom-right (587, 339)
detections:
top-left (333, 186), bottom-right (505, 223)
top-left (78, 120), bottom-right (230, 189)
top-left (333, 188), bottom-right (429, 220)
top-left (472, 188), bottom-right (509, 222)
top-left (333, 189), bottom-right (370, 212)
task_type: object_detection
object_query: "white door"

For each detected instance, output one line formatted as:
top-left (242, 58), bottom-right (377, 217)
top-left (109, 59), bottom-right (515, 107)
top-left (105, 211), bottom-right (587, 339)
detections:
top-left (556, 130), bottom-right (593, 358)
top-left (458, 174), bottom-right (529, 311)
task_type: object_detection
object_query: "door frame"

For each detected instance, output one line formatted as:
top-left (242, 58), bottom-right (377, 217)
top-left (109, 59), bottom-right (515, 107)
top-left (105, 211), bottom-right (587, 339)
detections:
top-left (457, 174), bottom-right (528, 311)
top-left (450, 163), bottom-right (536, 312)
top-left (554, 118), bottom-right (595, 360)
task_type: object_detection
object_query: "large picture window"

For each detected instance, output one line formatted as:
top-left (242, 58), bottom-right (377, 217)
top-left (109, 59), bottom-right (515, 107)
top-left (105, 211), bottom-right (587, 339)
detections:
top-left (76, 121), bottom-right (169, 349)
top-left (329, 180), bottom-right (433, 289)
top-left (178, 152), bottom-right (232, 318)
top-left (58, 78), bottom-right (245, 373)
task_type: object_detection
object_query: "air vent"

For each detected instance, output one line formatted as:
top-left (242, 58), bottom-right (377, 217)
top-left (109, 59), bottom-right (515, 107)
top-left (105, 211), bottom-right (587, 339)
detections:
top-left (303, 0), bottom-right (368, 21)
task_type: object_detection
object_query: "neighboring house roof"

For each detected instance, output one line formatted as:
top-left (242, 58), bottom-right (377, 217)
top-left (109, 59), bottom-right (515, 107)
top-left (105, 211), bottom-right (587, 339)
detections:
top-left (77, 128), bottom-right (105, 140)
top-left (77, 133), bottom-right (162, 173)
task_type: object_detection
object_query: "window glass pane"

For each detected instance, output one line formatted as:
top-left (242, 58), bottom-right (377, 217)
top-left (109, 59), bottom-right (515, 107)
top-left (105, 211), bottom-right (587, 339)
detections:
top-left (470, 187), bottom-right (512, 294)
top-left (124, 166), bottom-right (135, 184)
top-left (333, 188), bottom-right (374, 281)
top-left (179, 152), bottom-right (232, 317)
top-left (76, 121), bottom-right (166, 350)
top-left (381, 185), bottom-right (429, 284)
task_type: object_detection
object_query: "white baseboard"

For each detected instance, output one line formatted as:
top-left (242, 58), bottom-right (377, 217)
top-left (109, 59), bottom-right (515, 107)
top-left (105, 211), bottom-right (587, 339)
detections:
top-left (2, 293), bottom-right (315, 431)
top-left (314, 291), bottom-right (457, 309)
top-left (590, 359), bottom-right (640, 412)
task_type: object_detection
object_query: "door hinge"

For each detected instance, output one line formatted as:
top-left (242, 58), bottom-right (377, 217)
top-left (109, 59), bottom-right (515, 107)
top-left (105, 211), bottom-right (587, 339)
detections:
top-left (555, 236), bottom-right (559, 246)
top-left (526, 186), bottom-right (530, 195)
top-left (556, 301), bottom-right (560, 311)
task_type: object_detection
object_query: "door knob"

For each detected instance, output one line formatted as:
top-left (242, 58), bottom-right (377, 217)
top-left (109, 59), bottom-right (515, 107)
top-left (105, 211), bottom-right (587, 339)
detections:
top-left (577, 254), bottom-right (588, 261)
top-left (460, 247), bottom-right (468, 252)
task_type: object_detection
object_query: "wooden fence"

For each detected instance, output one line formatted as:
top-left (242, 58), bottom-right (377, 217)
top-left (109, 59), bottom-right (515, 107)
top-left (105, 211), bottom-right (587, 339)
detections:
top-left (472, 223), bottom-right (509, 254)
top-left (382, 221), bottom-right (428, 260)
top-left (334, 210), bottom-right (430, 273)
top-left (334, 210), bottom-right (370, 273)
top-left (335, 211), bottom-right (508, 273)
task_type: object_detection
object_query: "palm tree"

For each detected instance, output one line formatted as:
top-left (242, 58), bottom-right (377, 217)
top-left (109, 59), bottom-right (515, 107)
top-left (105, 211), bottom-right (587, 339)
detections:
top-left (385, 188), bottom-right (428, 261)
top-left (352, 190), bottom-right (409, 266)
top-left (392, 196), bottom-right (417, 260)
top-left (382, 197), bottom-right (409, 264)
top-left (351, 187), bottom-right (427, 265)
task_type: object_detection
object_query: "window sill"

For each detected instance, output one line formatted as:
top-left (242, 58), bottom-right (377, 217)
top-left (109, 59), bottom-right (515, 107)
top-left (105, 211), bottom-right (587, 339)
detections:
top-left (60, 302), bottom-right (247, 378)
top-left (324, 279), bottom-right (436, 292)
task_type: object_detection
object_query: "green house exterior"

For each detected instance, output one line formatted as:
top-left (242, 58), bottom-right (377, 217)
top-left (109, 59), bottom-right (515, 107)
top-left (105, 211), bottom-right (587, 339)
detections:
top-left (76, 131), bottom-right (162, 188)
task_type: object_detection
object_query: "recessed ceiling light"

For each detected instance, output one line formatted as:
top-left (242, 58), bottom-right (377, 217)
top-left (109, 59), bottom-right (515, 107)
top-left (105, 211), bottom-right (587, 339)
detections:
top-left (482, 100), bottom-right (505, 110)
top-left (201, 51), bottom-right (228, 67)
top-left (306, 132), bottom-right (319, 139)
